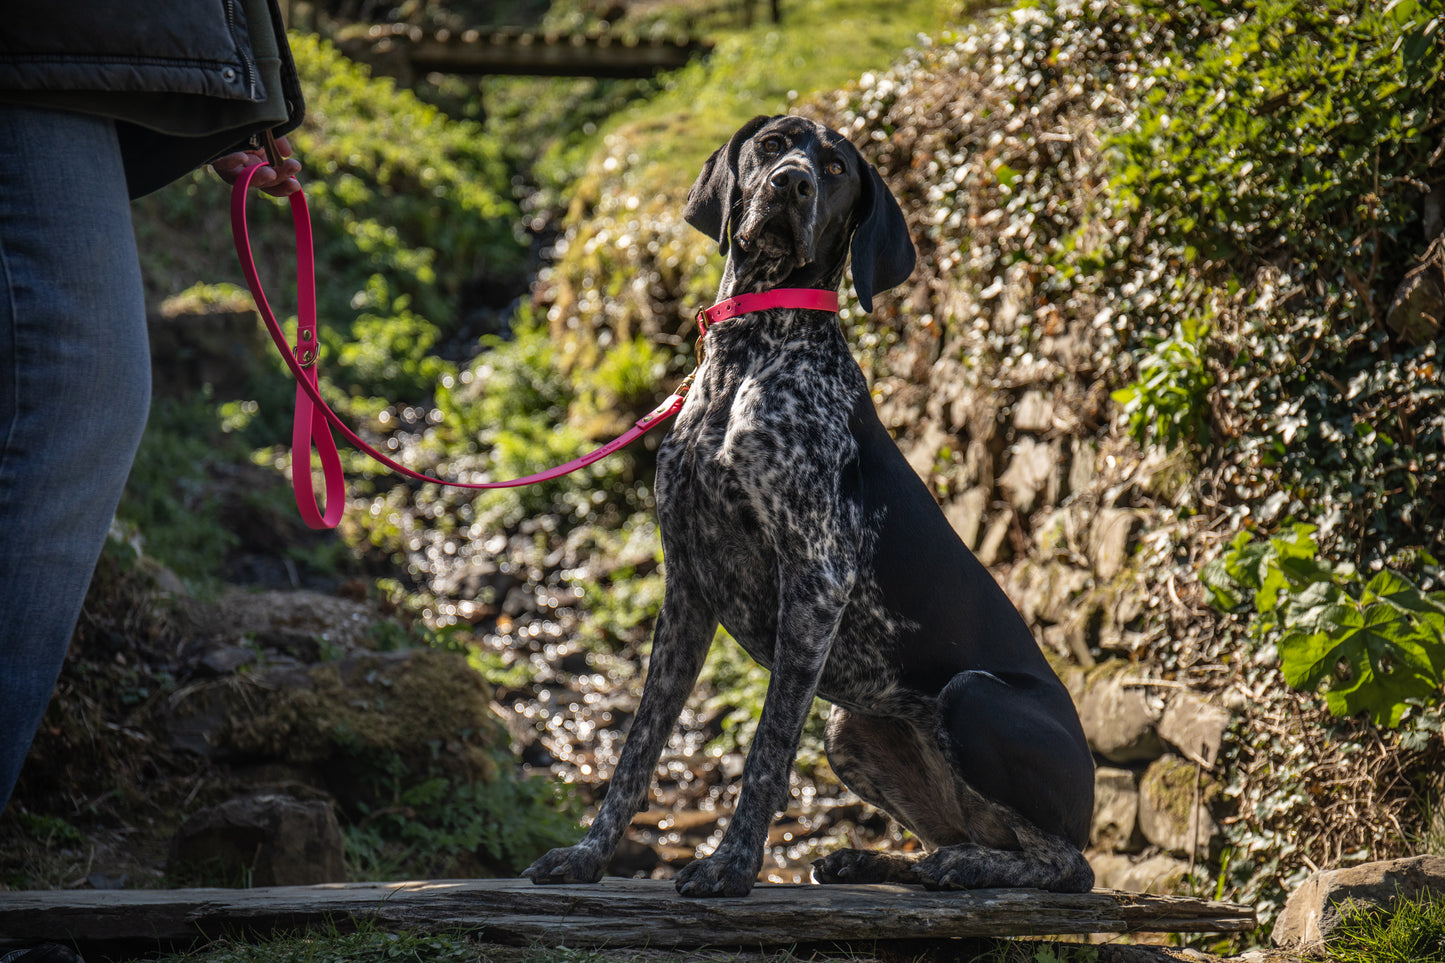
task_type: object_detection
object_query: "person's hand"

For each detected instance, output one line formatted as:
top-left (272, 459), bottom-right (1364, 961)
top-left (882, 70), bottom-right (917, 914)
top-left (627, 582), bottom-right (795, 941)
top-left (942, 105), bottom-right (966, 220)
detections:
top-left (212, 135), bottom-right (302, 197)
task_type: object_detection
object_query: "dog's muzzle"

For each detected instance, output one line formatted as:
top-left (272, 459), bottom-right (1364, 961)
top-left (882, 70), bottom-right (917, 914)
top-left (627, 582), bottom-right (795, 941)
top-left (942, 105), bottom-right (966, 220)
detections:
top-left (735, 162), bottom-right (819, 266)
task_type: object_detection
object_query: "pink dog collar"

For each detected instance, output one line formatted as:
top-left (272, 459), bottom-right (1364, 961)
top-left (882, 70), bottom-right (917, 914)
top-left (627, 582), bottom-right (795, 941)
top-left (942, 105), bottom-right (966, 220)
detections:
top-left (698, 288), bottom-right (840, 332)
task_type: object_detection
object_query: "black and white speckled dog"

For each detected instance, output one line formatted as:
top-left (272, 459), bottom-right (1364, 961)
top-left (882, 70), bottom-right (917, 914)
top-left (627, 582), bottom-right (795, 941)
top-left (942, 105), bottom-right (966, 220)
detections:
top-left (524, 114), bottom-right (1095, 898)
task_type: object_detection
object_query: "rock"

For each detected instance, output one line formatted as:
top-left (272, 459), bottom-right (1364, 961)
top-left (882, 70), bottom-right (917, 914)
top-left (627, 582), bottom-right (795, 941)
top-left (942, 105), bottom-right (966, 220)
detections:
top-left (1137, 755), bottom-right (1220, 859)
top-left (1158, 690), bottom-right (1233, 769)
top-left (146, 287), bottom-right (268, 400)
top-left (168, 794), bottom-right (344, 886)
top-left (166, 647), bottom-right (510, 813)
top-left (1037, 564), bottom-right (1092, 626)
top-left (945, 488), bottom-right (992, 549)
top-left (975, 511), bottom-right (1014, 567)
top-left (1385, 257), bottom-right (1444, 346)
top-left (1067, 438), bottom-right (1097, 496)
top-left (998, 437), bottom-right (1061, 514)
top-left (172, 588), bottom-right (382, 656)
top-left (195, 644), bottom-right (258, 678)
top-left (1009, 560), bottom-right (1092, 628)
top-left (1075, 662), bottom-right (1164, 763)
top-left (1272, 854), bottom-right (1445, 951)
top-left (1012, 390), bottom-right (1055, 433)
top-left (1089, 852), bottom-right (1191, 895)
top-left (1089, 508), bottom-right (1140, 581)
top-left (1091, 767), bottom-right (1145, 853)
top-left (945, 487), bottom-right (989, 550)
top-left (902, 422), bottom-right (953, 486)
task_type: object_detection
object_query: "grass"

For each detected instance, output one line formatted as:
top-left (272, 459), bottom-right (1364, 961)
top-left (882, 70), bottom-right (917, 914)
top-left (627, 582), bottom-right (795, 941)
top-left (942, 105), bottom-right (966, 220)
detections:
top-left (129, 927), bottom-right (1112, 963)
top-left (129, 926), bottom-right (845, 963)
top-left (1328, 890), bottom-right (1445, 963)
top-left (532, 0), bottom-right (968, 197)
top-left (139, 924), bottom-right (482, 963)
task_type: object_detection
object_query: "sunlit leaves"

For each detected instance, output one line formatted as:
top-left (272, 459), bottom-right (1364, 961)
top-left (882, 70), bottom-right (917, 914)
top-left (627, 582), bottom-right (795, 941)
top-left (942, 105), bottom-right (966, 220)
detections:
top-left (1110, 319), bottom-right (1214, 450)
top-left (1203, 523), bottom-right (1445, 726)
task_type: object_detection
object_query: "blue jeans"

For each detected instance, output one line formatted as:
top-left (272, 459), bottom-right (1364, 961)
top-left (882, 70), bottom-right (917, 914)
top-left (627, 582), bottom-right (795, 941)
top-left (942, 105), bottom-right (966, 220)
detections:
top-left (0, 106), bottom-right (151, 812)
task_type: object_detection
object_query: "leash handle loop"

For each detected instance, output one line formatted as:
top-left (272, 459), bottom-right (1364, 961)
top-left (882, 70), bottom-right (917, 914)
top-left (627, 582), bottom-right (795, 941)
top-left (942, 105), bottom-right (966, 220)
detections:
top-left (229, 160), bottom-right (685, 529)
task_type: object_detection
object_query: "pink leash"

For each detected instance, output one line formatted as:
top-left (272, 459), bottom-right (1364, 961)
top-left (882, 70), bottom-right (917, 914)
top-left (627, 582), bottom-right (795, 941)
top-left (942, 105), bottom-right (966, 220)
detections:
top-left (229, 158), bottom-right (838, 529)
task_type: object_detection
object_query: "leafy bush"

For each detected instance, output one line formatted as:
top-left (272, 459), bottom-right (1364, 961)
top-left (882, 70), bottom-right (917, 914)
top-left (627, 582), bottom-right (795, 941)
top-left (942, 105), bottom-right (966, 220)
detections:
top-left (1105, 0), bottom-right (1445, 571)
top-left (344, 760), bottom-right (581, 879)
top-left (1110, 317), bottom-right (1214, 450)
top-left (1203, 523), bottom-right (1445, 726)
top-left (1114, 0), bottom-right (1444, 277)
top-left (289, 32), bottom-right (524, 339)
top-left (116, 393), bottom-right (243, 581)
top-left (124, 31), bottom-right (531, 584)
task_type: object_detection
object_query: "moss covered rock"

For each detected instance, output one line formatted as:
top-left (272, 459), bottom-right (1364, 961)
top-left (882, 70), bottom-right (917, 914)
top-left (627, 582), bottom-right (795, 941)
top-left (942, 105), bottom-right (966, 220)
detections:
top-left (171, 648), bottom-right (507, 814)
top-left (1138, 754), bottom-right (1221, 860)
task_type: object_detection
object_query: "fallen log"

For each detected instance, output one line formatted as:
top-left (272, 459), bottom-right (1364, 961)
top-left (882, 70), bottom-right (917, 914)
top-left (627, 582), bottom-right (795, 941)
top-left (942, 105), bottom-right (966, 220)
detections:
top-left (0, 878), bottom-right (1255, 952)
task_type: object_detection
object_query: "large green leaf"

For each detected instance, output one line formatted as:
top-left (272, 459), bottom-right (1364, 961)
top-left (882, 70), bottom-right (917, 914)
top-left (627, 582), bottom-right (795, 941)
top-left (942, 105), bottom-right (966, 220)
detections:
top-left (1279, 594), bottom-right (1443, 727)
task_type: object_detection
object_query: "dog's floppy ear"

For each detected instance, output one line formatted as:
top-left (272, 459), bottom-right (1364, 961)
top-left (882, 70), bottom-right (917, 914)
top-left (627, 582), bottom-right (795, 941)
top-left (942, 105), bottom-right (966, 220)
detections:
top-left (685, 115), bottom-right (778, 255)
top-left (849, 160), bottom-right (916, 313)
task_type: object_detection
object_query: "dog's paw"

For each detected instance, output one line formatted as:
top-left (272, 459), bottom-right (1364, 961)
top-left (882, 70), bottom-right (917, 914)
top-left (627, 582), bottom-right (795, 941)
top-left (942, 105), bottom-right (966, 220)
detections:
top-left (811, 848), bottom-right (918, 885)
top-left (522, 845), bottom-right (607, 885)
top-left (673, 854), bottom-right (757, 897)
top-left (914, 849), bottom-right (990, 891)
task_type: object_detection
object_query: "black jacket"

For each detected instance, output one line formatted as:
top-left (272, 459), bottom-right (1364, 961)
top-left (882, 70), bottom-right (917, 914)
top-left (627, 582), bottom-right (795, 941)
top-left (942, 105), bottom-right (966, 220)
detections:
top-left (0, 0), bottom-right (304, 196)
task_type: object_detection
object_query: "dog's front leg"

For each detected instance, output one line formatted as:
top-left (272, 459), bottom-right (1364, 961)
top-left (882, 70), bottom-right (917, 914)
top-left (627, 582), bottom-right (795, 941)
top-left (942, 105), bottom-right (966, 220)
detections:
top-left (524, 586), bottom-right (716, 885)
top-left (673, 567), bottom-right (853, 897)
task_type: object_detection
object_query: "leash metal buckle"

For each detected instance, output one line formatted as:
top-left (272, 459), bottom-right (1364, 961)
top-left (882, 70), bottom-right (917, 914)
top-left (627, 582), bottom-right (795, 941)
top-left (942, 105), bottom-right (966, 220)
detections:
top-left (295, 327), bottom-right (318, 369)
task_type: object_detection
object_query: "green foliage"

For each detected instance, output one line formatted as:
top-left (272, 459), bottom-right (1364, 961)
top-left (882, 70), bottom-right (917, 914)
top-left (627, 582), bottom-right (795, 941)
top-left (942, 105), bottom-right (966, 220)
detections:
top-left (1328, 890), bottom-right (1445, 963)
top-left (1202, 523), bottom-right (1445, 726)
top-left (1094, 0), bottom-right (1445, 599)
top-left (116, 394), bottom-right (242, 583)
top-left (1114, 0), bottom-right (1444, 276)
top-left (145, 921), bottom-right (482, 963)
top-left (13, 811), bottom-right (83, 848)
top-left (425, 321), bottom-right (638, 533)
top-left (289, 32), bottom-right (524, 340)
top-left (701, 630), bottom-right (830, 774)
top-left (344, 758), bottom-right (581, 880)
top-left (536, 0), bottom-right (958, 196)
top-left (1110, 318), bottom-right (1214, 450)
top-left (579, 334), bottom-right (669, 415)
top-left (334, 276), bottom-right (454, 401)
top-left (576, 566), bottom-right (665, 653)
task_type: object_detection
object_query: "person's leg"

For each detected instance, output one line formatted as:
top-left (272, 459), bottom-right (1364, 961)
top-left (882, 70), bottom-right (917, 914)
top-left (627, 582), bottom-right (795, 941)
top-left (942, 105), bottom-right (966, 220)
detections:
top-left (0, 105), bottom-right (151, 812)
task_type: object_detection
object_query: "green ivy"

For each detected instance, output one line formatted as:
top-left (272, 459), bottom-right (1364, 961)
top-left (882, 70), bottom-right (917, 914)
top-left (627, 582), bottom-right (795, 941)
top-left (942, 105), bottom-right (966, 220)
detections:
top-left (1114, 0), bottom-right (1444, 277)
top-left (1110, 317), bottom-right (1214, 450)
top-left (1202, 523), bottom-right (1445, 726)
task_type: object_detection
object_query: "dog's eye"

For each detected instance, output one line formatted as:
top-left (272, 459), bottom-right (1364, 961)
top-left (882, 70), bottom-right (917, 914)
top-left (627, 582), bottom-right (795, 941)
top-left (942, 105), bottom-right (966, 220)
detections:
top-left (761, 136), bottom-right (784, 153)
top-left (826, 159), bottom-right (846, 176)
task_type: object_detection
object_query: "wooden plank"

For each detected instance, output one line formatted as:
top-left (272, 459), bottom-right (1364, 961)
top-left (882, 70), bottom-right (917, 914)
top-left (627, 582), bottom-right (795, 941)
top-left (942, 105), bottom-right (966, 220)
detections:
top-left (0, 879), bottom-right (1254, 950)
top-left (377, 31), bottom-right (710, 79)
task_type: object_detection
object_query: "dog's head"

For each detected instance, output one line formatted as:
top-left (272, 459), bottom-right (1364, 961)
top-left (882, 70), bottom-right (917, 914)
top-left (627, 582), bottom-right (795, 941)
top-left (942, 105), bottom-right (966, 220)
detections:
top-left (683, 115), bottom-right (915, 312)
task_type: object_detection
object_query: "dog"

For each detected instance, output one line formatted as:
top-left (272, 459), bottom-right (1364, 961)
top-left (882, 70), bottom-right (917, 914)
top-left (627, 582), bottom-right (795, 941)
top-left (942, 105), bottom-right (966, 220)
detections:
top-left (524, 114), bottom-right (1095, 897)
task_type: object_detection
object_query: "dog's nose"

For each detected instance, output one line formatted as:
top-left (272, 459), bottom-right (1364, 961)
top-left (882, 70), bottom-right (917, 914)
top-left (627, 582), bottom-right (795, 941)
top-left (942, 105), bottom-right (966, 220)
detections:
top-left (770, 166), bottom-right (815, 200)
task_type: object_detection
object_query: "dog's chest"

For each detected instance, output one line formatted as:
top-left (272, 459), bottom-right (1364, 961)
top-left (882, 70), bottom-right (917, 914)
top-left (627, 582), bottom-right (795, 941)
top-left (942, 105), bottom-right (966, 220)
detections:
top-left (658, 320), bottom-right (860, 549)
top-left (654, 316), bottom-right (912, 709)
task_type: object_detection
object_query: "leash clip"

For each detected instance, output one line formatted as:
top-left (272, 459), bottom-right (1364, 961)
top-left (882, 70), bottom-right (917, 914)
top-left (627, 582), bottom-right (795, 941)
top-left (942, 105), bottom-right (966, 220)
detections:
top-left (263, 128), bottom-right (285, 170)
